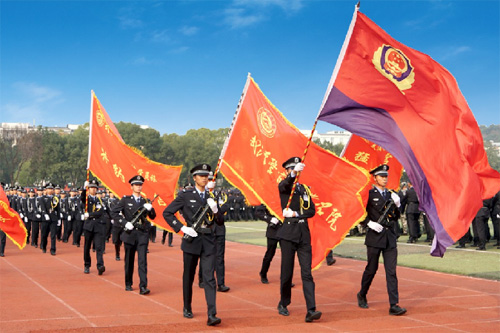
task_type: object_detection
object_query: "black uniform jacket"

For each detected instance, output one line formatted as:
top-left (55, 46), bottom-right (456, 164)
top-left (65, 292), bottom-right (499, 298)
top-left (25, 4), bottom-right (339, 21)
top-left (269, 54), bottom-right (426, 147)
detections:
top-left (405, 187), bottom-right (420, 214)
top-left (255, 204), bottom-right (281, 240)
top-left (363, 188), bottom-right (400, 249)
top-left (163, 188), bottom-right (224, 255)
top-left (110, 195), bottom-right (156, 245)
top-left (81, 192), bottom-right (106, 232)
top-left (44, 195), bottom-right (60, 222)
top-left (277, 175), bottom-right (316, 243)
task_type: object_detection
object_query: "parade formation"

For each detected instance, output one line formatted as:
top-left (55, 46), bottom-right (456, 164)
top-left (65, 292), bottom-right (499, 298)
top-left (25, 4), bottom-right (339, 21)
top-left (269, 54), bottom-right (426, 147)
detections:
top-left (1, 3), bottom-right (500, 331)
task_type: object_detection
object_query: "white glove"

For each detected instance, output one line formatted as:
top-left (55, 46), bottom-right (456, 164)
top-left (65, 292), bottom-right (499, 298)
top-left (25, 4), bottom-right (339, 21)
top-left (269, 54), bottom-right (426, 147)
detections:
top-left (20, 213), bottom-right (24, 219)
top-left (57, 220), bottom-right (61, 227)
top-left (60, 213), bottom-right (63, 218)
top-left (125, 222), bottom-right (134, 230)
top-left (143, 203), bottom-right (153, 211)
top-left (36, 214), bottom-right (41, 219)
top-left (207, 181), bottom-right (216, 190)
top-left (84, 212), bottom-right (89, 219)
top-left (270, 217), bottom-right (279, 225)
top-left (390, 192), bottom-right (401, 208)
top-left (181, 225), bottom-right (198, 238)
top-left (84, 180), bottom-right (89, 189)
top-left (44, 214), bottom-right (50, 221)
top-left (293, 162), bottom-right (305, 173)
top-left (367, 220), bottom-right (384, 233)
top-left (81, 214), bottom-right (85, 220)
top-left (283, 208), bottom-right (296, 218)
top-left (68, 216), bottom-right (71, 222)
top-left (207, 198), bottom-right (218, 213)
top-left (24, 217), bottom-right (28, 223)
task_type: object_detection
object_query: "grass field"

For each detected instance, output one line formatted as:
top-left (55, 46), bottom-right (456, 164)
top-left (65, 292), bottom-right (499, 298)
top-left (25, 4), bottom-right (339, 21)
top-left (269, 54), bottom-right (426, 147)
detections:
top-left (225, 221), bottom-right (500, 281)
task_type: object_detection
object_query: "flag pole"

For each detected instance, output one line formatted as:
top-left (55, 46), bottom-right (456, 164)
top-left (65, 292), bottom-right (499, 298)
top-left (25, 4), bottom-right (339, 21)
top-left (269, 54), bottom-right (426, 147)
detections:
top-left (85, 90), bottom-right (94, 214)
top-left (213, 73), bottom-right (252, 181)
top-left (285, 3), bottom-right (360, 209)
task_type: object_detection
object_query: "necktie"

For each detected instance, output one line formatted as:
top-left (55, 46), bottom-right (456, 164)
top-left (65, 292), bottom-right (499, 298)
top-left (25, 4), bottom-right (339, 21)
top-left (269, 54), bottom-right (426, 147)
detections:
top-left (384, 191), bottom-right (389, 200)
top-left (200, 192), bottom-right (205, 200)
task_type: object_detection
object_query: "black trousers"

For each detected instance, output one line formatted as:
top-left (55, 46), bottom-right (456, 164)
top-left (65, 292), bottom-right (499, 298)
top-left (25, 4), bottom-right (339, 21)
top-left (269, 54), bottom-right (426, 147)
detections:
top-left (406, 213), bottom-right (420, 241)
top-left (149, 226), bottom-right (156, 242)
top-left (112, 226), bottom-right (122, 257)
top-left (279, 239), bottom-right (316, 311)
top-left (472, 216), bottom-right (488, 248)
top-left (260, 237), bottom-right (279, 277)
top-left (183, 250), bottom-right (217, 316)
top-left (199, 234), bottom-right (226, 286)
top-left (24, 220), bottom-right (31, 244)
top-left (162, 231), bottom-right (173, 245)
top-left (31, 221), bottom-right (40, 246)
top-left (73, 220), bottom-right (83, 246)
top-left (0, 231), bottom-right (6, 254)
top-left (63, 218), bottom-right (72, 242)
top-left (40, 221), bottom-right (57, 252)
top-left (124, 241), bottom-right (148, 288)
top-left (423, 214), bottom-right (434, 241)
top-left (360, 246), bottom-right (399, 305)
top-left (83, 228), bottom-right (104, 268)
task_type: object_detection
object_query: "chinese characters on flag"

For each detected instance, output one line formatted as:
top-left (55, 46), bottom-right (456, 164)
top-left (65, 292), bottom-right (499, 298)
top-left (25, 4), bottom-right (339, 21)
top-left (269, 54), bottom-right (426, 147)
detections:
top-left (219, 76), bottom-right (370, 269)
top-left (342, 134), bottom-right (403, 191)
top-left (88, 92), bottom-right (182, 231)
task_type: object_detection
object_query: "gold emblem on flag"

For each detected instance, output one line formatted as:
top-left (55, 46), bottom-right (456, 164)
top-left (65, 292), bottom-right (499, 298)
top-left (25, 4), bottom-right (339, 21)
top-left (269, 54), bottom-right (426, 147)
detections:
top-left (372, 45), bottom-right (415, 94)
top-left (96, 108), bottom-right (105, 127)
top-left (257, 107), bottom-right (277, 138)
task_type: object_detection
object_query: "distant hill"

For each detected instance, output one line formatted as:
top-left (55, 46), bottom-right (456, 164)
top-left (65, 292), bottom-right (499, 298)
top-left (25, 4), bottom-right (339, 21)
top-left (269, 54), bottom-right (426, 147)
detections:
top-left (480, 124), bottom-right (500, 141)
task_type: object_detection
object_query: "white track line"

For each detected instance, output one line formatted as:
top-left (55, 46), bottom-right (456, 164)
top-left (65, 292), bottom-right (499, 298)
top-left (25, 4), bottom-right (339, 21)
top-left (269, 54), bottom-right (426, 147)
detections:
top-left (3, 258), bottom-right (97, 328)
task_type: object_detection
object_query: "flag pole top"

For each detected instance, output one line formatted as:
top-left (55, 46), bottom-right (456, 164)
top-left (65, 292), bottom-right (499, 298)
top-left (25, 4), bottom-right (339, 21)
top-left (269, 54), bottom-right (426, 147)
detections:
top-left (356, 1), bottom-right (360, 9)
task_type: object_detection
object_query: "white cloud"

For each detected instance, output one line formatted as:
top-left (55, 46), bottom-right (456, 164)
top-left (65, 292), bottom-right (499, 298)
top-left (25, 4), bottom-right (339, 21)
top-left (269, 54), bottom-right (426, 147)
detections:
top-left (2, 82), bottom-right (64, 123)
top-left (234, 0), bottom-right (304, 13)
top-left (169, 46), bottom-right (189, 54)
top-left (439, 45), bottom-right (471, 61)
top-left (223, 8), bottom-right (264, 29)
top-left (179, 25), bottom-right (199, 36)
top-left (130, 57), bottom-right (164, 66)
top-left (150, 29), bottom-right (171, 43)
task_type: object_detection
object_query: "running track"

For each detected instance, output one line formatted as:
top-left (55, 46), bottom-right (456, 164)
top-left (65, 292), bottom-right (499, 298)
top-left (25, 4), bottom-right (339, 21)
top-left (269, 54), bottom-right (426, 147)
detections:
top-left (1, 236), bottom-right (499, 332)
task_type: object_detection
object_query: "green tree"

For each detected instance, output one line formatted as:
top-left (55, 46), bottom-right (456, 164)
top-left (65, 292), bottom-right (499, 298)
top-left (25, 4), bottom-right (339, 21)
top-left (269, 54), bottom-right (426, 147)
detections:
top-left (313, 139), bottom-right (345, 156)
top-left (484, 140), bottom-right (500, 172)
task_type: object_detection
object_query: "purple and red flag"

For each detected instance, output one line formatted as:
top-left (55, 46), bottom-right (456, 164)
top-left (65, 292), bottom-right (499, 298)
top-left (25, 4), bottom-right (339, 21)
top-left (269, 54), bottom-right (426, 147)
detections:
top-left (317, 8), bottom-right (500, 256)
top-left (0, 187), bottom-right (27, 249)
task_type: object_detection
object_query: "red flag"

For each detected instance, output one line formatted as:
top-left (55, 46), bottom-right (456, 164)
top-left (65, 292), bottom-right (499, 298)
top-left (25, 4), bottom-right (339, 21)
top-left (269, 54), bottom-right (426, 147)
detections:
top-left (342, 134), bottom-right (403, 191)
top-left (88, 92), bottom-right (182, 231)
top-left (219, 76), bottom-right (370, 269)
top-left (317, 8), bottom-right (500, 256)
top-left (0, 187), bottom-right (27, 249)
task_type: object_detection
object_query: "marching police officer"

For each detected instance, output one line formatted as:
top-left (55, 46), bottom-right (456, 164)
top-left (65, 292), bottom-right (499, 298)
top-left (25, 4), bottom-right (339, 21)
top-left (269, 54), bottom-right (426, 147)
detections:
top-left (111, 175), bottom-right (156, 294)
top-left (82, 179), bottom-right (106, 275)
top-left (277, 157), bottom-right (321, 323)
top-left (357, 164), bottom-right (406, 316)
top-left (163, 164), bottom-right (224, 326)
top-left (41, 183), bottom-right (60, 255)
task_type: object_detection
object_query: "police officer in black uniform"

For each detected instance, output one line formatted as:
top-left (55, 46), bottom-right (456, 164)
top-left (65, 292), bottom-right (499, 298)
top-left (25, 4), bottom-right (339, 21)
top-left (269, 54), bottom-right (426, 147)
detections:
top-left (41, 183), bottom-right (60, 255)
top-left (82, 179), bottom-right (106, 275)
top-left (27, 188), bottom-right (37, 246)
top-left (111, 175), bottom-right (156, 294)
top-left (357, 164), bottom-right (406, 316)
top-left (163, 164), bottom-right (224, 327)
top-left (277, 157), bottom-right (321, 323)
top-left (405, 183), bottom-right (420, 243)
top-left (71, 188), bottom-right (84, 247)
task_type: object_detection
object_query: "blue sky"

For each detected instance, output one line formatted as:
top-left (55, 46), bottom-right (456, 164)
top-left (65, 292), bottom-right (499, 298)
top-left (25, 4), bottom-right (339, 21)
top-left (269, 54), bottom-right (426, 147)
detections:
top-left (1, 0), bottom-right (499, 135)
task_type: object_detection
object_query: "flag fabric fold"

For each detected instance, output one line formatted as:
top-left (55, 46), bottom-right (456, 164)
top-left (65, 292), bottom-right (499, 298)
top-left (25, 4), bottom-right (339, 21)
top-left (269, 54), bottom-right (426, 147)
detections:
top-left (88, 92), bottom-right (182, 231)
top-left (0, 187), bottom-right (27, 249)
top-left (219, 76), bottom-right (370, 269)
top-left (317, 9), bottom-right (500, 256)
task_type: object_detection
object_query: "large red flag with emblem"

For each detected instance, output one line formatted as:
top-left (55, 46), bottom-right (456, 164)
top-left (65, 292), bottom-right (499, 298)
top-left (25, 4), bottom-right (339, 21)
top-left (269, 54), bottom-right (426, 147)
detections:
top-left (0, 187), bottom-right (27, 249)
top-left (219, 76), bottom-right (370, 269)
top-left (317, 8), bottom-right (500, 256)
top-left (88, 92), bottom-right (182, 231)
top-left (342, 134), bottom-right (403, 191)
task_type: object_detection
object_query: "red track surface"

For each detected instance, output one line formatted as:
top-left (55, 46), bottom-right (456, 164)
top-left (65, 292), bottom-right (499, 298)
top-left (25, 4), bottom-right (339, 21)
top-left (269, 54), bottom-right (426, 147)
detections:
top-left (1, 237), bottom-right (499, 332)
